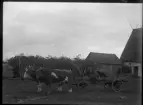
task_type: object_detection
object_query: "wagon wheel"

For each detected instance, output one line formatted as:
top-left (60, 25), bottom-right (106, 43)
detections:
top-left (112, 80), bottom-right (123, 92)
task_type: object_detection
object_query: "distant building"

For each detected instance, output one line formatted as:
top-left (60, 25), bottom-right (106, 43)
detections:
top-left (120, 28), bottom-right (142, 77)
top-left (86, 52), bottom-right (122, 78)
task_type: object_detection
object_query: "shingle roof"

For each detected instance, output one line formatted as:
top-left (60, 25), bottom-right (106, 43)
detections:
top-left (120, 28), bottom-right (142, 63)
top-left (86, 52), bottom-right (121, 65)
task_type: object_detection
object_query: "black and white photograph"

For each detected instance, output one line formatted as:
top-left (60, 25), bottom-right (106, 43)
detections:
top-left (3, 2), bottom-right (142, 104)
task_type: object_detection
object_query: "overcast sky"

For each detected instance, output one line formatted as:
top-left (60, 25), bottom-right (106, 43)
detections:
top-left (3, 2), bottom-right (142, 60)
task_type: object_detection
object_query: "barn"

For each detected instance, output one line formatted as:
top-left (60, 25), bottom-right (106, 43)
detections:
top-left (120, 27), bottom-right (142, 77)
top-left (86, 52), bottom-right (122, 77)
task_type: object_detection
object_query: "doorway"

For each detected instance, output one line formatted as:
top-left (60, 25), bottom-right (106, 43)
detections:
top-left (134, 66), bottom-right (139, 77)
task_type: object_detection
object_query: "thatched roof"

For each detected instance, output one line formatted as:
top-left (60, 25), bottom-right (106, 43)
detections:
top-left (120, 28), bottom-right (142, 63)
top-left (86, 52), bottom-right (121, 65)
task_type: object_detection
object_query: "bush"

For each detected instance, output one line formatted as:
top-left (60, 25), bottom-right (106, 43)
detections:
top-left (6, 54), bottom-right (88, 78)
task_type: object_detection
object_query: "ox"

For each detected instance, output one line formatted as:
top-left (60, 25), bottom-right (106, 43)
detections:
top-left (23, 66), bottom-right (77, 94)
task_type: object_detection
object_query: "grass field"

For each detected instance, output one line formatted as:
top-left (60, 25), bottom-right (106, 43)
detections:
top-left (3, 77), bottom-right (141, 104)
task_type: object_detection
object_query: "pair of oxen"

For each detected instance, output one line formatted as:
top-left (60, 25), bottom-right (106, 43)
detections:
top-left (23, 65), bottom-right (87, 95)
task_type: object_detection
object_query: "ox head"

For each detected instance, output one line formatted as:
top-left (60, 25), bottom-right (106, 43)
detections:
top-left (23, 66), bottom-right (36, 80)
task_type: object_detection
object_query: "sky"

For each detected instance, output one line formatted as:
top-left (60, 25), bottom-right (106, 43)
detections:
top-left (3, 2), bottom-right (142, 60)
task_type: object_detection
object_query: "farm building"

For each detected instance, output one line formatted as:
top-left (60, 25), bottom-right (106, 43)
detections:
top-left (85, 52), bottom-right (122, 77)
top-left (120, 27), bottom-right (142, 77)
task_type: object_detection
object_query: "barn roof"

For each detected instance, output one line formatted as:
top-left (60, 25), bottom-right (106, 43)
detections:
top-left (120, 28), bottom-right (142, 63)
top-left (86, 52), bottom-right (121, 65)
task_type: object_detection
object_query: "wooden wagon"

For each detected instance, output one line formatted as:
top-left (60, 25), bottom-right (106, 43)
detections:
top-left (102, 73), bottom-right (129, 92)
top-left (83, 63), bottom-right (129, 92)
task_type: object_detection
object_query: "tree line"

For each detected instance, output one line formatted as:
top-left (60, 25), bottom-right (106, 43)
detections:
top-left (4, 53), bottom-right (132, 79)
top-left (5, 53), bottom-right (93, 78)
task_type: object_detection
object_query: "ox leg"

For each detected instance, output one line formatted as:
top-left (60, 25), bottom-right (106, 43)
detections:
top-left (44, 83), bottom-right (52, 95)
top-left (68, 88), bottom-right (72, 92)
top-left (37, 83), bottom-right (42, 92)
top-left (63, 76), bottom-right (73, 92)
top-left (57, 77), bottom-right (67, 92)
top-left (48, 84), bottom-right (52, 94)
top-left (57, 86), bottom-right (63, 92)
top-left (67, 82), bottom-right (73, 93)
top-left (76, 82), bottom-right (79, 89)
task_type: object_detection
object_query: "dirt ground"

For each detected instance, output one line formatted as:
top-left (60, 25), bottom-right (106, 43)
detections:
top-left (2, 77), bottom-right (141, 105)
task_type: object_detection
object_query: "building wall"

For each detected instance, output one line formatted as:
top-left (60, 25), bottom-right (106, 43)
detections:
top-left (98, 64), bottom-right (121, 80)
top-left (124, 62), bottom-right (142, 77)
top-left (138, 64), bottom-right (142, 77)
top-left (111, 65), bottom-right (121, 79)
top-left (86, 62), bottom-right (122, 79)
top-left (112, 65), bottom-right (121, 73)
